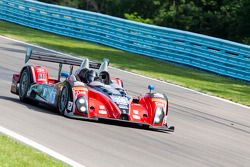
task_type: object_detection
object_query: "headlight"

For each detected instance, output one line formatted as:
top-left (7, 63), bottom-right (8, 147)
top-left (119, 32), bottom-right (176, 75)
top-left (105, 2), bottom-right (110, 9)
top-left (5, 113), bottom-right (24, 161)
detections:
top-left (80, 106), bottom-right (86, 112)
top-left (153, 107), bottom-right (164, 124)
top-left (78, 98), bottom-right (85, 104)
top-left (76, 97), bottom-right (88, 113)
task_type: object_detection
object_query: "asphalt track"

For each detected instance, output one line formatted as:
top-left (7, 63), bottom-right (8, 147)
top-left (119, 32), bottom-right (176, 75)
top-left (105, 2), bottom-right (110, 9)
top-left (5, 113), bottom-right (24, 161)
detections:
top-left (0, 37), bottom-right (250, 167)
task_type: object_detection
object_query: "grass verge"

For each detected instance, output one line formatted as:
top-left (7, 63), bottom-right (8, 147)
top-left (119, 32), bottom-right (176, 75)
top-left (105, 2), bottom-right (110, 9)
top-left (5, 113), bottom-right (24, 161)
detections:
top-left (0, 134), bottom-right (68, 167)
top-left (0, 21), bottom-right (249, 106)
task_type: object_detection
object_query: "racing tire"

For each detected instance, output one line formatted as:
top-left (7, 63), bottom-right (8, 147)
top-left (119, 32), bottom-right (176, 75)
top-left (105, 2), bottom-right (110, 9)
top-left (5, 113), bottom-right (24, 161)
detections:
top-left (58, 83), bottom-right (70, 116)
top-left (19, 68), bottom-right (31, 102)
top-left (142, 124), bottom-right (150, 130)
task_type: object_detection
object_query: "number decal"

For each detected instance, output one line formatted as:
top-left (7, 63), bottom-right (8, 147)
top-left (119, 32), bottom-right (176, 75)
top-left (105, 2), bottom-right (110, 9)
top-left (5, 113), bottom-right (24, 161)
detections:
top-left (67, 101), bottom-right (73, 111)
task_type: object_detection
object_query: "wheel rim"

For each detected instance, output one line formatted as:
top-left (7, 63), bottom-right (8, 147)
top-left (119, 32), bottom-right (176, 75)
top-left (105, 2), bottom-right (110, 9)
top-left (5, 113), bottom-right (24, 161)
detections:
top-left (59, 87), bottom-right (68, 112)
top-left (20, 72), bottom-right (29, 97)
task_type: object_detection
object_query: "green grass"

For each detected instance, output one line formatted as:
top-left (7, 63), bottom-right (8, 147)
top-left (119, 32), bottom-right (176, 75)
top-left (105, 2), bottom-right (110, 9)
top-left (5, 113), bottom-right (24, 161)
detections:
top-left (0, 21), bottom-right (249, 106)
top-left (0, 135), bottom-right (69, 167)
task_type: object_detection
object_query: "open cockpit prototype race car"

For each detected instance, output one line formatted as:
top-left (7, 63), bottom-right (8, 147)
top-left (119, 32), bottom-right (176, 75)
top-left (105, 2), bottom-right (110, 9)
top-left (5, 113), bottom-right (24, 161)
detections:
top-left (10, 48), bottom-right (174, 132)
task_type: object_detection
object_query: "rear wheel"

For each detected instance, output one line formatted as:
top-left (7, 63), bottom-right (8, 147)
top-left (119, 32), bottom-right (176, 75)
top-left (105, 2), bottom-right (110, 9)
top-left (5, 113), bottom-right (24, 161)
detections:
top-left (58, 84), bottom-right (70, 116)
top-left (19, 68), bottom-right (31, 102)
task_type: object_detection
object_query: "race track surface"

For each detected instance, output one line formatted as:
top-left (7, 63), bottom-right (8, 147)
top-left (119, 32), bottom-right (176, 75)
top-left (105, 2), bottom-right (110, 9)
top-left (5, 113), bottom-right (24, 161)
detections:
top-left (0, 37), bottom-right (250, 167)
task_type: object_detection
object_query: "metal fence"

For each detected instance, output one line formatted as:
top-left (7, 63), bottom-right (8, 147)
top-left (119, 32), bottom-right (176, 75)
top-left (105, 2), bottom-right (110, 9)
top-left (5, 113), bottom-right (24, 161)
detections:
top-left (0, 0), bottom-right (249, 82)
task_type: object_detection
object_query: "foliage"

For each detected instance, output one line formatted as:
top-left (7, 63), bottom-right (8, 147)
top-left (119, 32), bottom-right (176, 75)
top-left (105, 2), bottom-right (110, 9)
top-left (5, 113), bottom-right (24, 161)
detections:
top-left (124, 12), bottom-right (153, 24)
top-left (38, 0), bottom-right (250, 45)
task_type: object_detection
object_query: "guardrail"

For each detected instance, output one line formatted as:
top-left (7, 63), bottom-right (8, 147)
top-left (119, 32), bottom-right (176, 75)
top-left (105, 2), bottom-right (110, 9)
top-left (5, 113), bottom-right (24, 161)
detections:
top-left (0, 0), bottom-right (249, 82)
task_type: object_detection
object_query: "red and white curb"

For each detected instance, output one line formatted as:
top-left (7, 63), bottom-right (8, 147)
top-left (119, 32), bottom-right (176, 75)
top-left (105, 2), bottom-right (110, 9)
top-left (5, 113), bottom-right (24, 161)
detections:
top-left (0, 126), bottom-right (85, 167)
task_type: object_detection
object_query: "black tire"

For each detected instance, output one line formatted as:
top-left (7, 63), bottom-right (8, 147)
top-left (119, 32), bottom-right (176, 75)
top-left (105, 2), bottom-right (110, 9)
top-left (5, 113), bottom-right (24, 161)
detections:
top-left (58, 84), bottom-right (70, 116)
top-left (19, 68), bottom-right (31, 102)
top-left (141, 124), bottom-right (150, 130)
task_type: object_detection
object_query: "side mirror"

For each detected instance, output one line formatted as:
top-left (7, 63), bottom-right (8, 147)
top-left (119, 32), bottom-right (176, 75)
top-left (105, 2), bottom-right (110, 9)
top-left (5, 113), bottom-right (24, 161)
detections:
top-left (60, 72), bottom-right (70, 78)
top-left (148, 85), bottom-right (155, 93)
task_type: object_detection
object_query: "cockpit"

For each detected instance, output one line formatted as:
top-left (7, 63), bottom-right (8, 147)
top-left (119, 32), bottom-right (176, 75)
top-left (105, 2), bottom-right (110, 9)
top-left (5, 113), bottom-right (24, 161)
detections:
top-left (74, 58), bottom-right (128, 99)
top-left (74, 58), bottom-right (130, 112)
top-left (76, 68), bottom-right (111, 85)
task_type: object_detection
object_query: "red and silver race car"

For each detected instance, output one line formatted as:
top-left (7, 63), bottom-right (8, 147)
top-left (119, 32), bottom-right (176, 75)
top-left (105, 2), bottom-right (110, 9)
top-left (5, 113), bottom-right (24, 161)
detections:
top-left (11, 48), bottom-right (174, 132)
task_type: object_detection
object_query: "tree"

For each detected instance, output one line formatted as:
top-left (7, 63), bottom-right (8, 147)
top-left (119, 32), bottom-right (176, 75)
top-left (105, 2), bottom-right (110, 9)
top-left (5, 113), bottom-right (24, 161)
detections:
top-left (37, 0), bottom-right (250, 44)
top-left (235, 0), bottom-right (250, 43)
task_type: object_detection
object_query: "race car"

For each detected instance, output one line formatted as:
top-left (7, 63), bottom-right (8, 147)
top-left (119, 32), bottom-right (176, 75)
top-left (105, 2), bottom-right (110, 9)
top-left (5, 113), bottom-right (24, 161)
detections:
top-left (10, 47), bottom-right (174, 132)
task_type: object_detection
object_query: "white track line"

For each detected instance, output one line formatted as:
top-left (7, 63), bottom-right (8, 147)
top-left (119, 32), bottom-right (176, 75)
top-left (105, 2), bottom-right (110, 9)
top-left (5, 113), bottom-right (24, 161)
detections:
top-left (0, 35), bottom-right (249, 110)
top-left (0, 126), bottom-right (85, 167)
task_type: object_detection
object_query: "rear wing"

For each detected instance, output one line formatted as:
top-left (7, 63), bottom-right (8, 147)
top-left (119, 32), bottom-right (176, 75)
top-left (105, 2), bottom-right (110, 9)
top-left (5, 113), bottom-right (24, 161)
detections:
top-left (25, 47), bottom-right (101, 69)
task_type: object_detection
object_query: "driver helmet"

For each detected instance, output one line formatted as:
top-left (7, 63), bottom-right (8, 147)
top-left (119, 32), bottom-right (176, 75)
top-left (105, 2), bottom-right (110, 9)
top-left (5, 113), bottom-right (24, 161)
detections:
top-left (86, 70), bottom-right (97, 83)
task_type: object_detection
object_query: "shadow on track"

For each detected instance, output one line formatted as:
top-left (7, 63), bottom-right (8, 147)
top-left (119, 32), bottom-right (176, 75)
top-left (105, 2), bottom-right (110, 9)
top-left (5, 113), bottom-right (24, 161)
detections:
top-left (0, 95), bottom-right (59, 116)
top-left (0, 95), bottom-right (171, 134)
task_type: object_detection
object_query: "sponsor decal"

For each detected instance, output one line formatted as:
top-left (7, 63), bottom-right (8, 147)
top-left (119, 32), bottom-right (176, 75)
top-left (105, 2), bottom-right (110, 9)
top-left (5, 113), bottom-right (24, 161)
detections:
top-left (38, 73), bottom-right (46, 80)
top-left (42, 87), bottom-right (48, 97)
top-left (111, 95), bottom-right (129, 105)
top-left (31, 84), bottom-right (57, 104)
top-left (74, 90), bottom-right (86, 96)
top-left (119, 104), bottom-right (129, 109)
top-left (151, 98), bottom-right (166, 104)
top-left (99, 105), bottom-right (105, 110)
top-left (72, 86), bottom-right (88, 91)
top-left (132, 115), bottom-right (140, 120)
top-left (98, 110), bottom-right (107, 114)
top-left (133, 110), bottom-right (139, 114)
top-left (35, 67), bottom-right (47, 82)
top-left (37, 68), bottom-right (45, 73)
top-left (153, 93), bottom-right (164, 98)
top-left (73, 87), bottom-right (87, 96)
top-left (67, 101), bottom-right (73, 111)
top-left (49, 89), bottom-right (56, 104)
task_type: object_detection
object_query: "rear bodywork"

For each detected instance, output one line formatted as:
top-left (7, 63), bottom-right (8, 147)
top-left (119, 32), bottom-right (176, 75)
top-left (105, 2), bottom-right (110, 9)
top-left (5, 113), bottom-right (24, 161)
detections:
top-left (11, 48), bottom-right (174, 132)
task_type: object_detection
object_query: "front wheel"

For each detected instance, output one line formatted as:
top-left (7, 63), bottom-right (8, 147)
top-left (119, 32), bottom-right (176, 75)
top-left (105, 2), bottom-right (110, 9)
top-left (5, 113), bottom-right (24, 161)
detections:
top-left (19, 68), bottom-right (31, 102)
top-left (141, 124), bottom-right (150, 130)
top-left (58, 84), bottom-right (70, 116)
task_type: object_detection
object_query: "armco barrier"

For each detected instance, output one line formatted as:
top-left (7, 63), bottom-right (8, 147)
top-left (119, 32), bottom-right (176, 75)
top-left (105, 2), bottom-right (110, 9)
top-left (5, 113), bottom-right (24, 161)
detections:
top-left (0, 0), bottom-right (249, 82)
